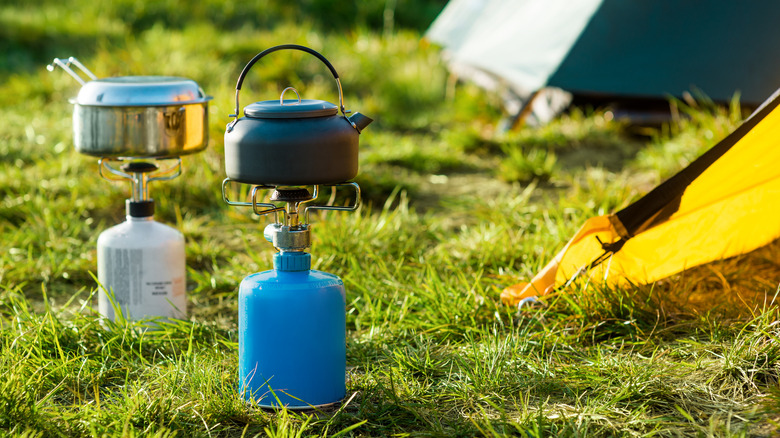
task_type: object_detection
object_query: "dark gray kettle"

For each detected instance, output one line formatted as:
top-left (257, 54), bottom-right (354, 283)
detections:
top-left (224, 44), bottom-right (372, 186)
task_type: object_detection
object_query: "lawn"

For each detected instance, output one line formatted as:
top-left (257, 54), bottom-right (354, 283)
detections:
top-left (1, 1), bottom-right (779, 436)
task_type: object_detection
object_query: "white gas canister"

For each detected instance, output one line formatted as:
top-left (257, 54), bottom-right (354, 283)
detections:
top-left (97, 200), bottom-right (187, 321)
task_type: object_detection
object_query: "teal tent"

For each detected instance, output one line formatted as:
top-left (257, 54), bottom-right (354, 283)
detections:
top-left (426, 0), bottom-right (780, 123)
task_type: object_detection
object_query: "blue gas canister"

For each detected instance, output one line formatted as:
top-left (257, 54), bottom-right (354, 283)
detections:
top-left (239, 251), bottom-right (346, 408)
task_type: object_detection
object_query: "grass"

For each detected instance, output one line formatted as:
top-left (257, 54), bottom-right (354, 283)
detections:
top-left (2, 1), bottom-right (780, 436)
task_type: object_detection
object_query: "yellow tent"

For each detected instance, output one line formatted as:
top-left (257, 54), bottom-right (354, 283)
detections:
top-left (501, 89), bottom-right (780, 306)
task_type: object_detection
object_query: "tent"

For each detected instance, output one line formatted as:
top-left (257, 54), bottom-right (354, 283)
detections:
top-left (501, 87), bottom-right (780, 305)
top-left (426, 0), bottom-right (780, 125)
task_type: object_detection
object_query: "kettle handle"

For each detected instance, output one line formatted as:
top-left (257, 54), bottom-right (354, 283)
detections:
top-left (230, 44), bottom-right (347, 126)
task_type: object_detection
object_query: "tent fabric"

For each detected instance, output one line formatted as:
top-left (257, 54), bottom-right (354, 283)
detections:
top-left (426, 0), bottom-right (601, 96)
top-left (501, 88), bottom-right (780, 305)
top-left (427, 0), bottom-right (780, 106)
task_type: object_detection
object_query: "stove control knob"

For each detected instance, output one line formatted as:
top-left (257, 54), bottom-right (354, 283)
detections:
top-left (263, 223), bottom-right (281, 243)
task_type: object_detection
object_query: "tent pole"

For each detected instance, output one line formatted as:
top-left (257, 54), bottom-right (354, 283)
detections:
top-left (507, 89), bottom-right (541, 131)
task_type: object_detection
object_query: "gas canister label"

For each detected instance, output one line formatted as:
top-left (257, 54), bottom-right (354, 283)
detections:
top-left (146, 280), bottom-right (173, 296)
top-left (103, 248), bottom-right (183, 304)
top-left (143, 277), bottom-right (184, 296)
top-left (104, 248), bottom-right (143, 306)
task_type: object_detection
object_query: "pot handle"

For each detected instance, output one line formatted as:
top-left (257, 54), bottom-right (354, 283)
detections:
top-left (229, 44), bottom-right (347, 130)
top-left (47, 57), bottom-right (98, 85)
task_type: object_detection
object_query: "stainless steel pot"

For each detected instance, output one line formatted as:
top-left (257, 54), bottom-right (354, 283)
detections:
top-left (49, 58), bottom-right (212, 158)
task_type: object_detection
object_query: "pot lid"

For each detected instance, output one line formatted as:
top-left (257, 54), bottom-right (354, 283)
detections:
top-left (244, 99), bottom-right (338, 119)
top-left (73, 76), bottom-right (212, 107)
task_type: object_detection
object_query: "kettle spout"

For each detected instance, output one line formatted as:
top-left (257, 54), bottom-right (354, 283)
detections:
top-left (347, 112), bottom-right (373, 133)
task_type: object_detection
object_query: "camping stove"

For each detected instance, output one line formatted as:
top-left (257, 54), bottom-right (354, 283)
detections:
top-left (96, 159), bottom-right (187, 322)
top-left (222, 179), bottom-right (361, 409)
top-left (223, 44), bottom-right (371, 408)
top-left (48, 57), bottom-right (211, 322)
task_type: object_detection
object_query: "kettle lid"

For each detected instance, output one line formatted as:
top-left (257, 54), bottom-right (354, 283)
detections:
top-left (244, 99), bottom-right (338, 119)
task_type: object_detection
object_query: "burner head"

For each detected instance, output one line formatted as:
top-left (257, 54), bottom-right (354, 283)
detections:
top-left (121, 161), bottom-right (159, 173)
top-left (270, 188), bottom-right (313, 203)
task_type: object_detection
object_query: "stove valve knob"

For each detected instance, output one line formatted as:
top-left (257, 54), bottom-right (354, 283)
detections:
top-left (263, 223), bottom-right (281, 244)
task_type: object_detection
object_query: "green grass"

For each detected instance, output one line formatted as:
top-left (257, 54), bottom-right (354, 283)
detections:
top-left (2, 1), bottom-right (780, 436)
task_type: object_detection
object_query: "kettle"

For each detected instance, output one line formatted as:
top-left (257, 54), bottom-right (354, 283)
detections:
top-left (224, 44), bottom-right (372, 186)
